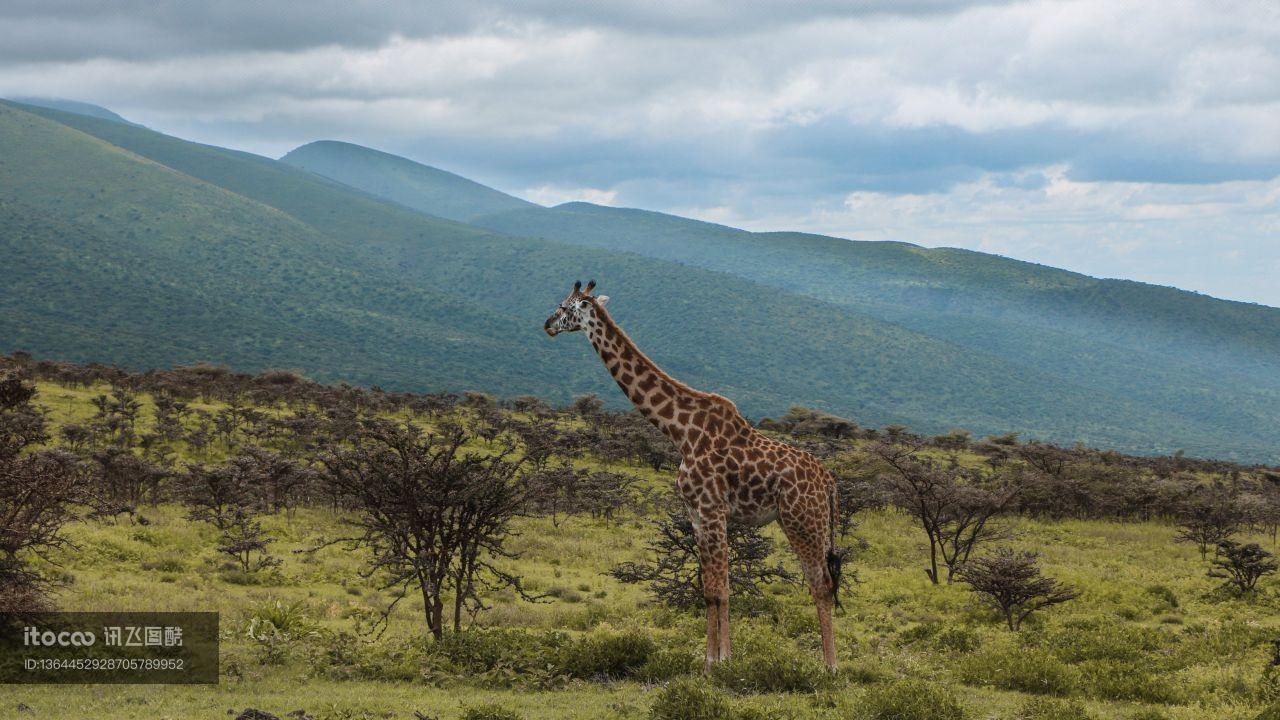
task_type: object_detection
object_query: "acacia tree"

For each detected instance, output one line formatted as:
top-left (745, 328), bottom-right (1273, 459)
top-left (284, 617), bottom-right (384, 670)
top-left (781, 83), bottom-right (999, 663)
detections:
top-left (958, 547), bottom-right (1079, 630)
top-left (87, 449), bottom-right (169, 510)
top-left (508, 420), bottom-right (573, 470)
top-left (610, 509), bottom-right (798, 612)
top-left (89, 386), bottom-right (142, 449)
top-left (597, 412), bottom-right (680, 471)
top-left (227, 446), bottom-right (314, 512)
top-left (0, 451), bottom-right (85, 612)
top-left (216, 509), bottom-right (281, 574)
top-left (0, 375), bottom-right (85, 611)
top-left (824, 450), bottom-right (886, 534)
top-left (874, 442), bottom-right (1017, 584)
top-left (522, 462), bottom-right (586, 527)
top-left (180, 463), bottom-right (256, 529)
top-left (0, 373), bottom-right (47, 460)
top-left (1208, 540), bottom-right (1277, 594)
top-left (1175, 487), bottom-right (1243, 559)
top-left (322, 420), bottom-right (532, 639)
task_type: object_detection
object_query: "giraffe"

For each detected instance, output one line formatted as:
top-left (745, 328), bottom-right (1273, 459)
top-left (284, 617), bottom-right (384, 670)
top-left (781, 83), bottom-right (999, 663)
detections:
top-left (544, 280), bottom-right (841, 670)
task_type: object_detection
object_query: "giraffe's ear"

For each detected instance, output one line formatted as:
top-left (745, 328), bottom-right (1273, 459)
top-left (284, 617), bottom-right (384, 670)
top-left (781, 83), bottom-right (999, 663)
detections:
top-left (595, 295), bottom-right (609, 307)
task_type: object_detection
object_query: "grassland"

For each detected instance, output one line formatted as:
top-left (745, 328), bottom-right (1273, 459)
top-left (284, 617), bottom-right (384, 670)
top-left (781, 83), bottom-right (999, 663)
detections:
top-left (3, 378), bottom-right (1278, 720)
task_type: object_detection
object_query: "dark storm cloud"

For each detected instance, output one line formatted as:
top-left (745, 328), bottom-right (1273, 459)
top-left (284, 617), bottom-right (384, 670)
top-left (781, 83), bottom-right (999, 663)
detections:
top-left (0, 0), bottom-right (1004, 62)
top-left (0, 1), bottom-right (470, 61)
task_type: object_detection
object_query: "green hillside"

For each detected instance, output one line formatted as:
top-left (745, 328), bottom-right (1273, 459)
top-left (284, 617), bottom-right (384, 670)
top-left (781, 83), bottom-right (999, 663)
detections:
top-left (468, 203), bottom-right (1280, 454)
top-left (471, 202), bottom-right (1280, 372)
top-left (9, 96), bottom-right (140, 125)
top-left (0, 102), bottom-right (1082, 444)
top-left (277, 142), bottom-right (1280, 460)
top-left (3, 100), bottom-right (1279, 461)
top-left (281, 139), bottom-right (537, 222)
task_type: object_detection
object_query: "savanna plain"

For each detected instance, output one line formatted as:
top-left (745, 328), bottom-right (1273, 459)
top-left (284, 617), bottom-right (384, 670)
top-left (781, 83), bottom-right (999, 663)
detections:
top-left (2, 358), bottom-right (1279, 720)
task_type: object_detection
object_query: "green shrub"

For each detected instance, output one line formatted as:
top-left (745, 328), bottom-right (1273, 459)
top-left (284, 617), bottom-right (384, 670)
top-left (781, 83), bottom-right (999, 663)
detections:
top-left (559, 629), bottom-right (656, 680)
top-left (303, 631), bottom-right (428, 682)
top-left (857, 679), bottom-right (966, 720)
top-left (1017, 697), bottom-right (1091, 720)
top-left (650, 678), bottom-right (736, 720)
top-left (140, 554), bottom-right (186, 572)
top-left (1174, 620), bottom-right (1271, 666)
top-left (840, 658), bottom-right (893, 685)
top-left (1263, 663), bottom-right (1280, 704)
top-left (248, 599), bottom-right (313, 634)
top-left (1077, 660), bottom-right (1182, 704)
top-left (709, 648), bottom-right (830, 693)
top-left (933, 626), bottom-right (981, 653)
top-left (460, 703), bottom-right (524, 720)
top-left (897, 622), bottom-right (939, 645)
top-left (637, 646), bottom-right (699, 682)
top-left (244, 599), bottom-right (316, 666)
top-left (546, 585), bottom-right (585, 603)
top-left (959, 646), bottom-right (1076, 696)
top-left (1144, 585), bottom-right (1179, 610)
top-left (433, 628), bottom-right (569, 686)
top-left (1031, 620), bottom-right (1164, 665)
top-left (220, 568), bottom-right (263, 585)
top-left (1258, 705), bottom-right (1280, 720)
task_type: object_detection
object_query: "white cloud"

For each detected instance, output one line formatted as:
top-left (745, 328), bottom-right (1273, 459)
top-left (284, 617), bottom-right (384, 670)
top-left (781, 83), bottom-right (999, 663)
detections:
top-left (679, 169), bottom-right (1280, 304)
top-left (0, 0), bottom-right (1276, 304)
top-left (520, 184), bottom-right (618, 206)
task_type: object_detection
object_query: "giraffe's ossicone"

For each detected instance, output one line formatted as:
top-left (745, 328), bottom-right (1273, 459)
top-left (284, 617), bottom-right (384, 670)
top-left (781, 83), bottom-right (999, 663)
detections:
top-left (545, 280), bottom-right (841, 670)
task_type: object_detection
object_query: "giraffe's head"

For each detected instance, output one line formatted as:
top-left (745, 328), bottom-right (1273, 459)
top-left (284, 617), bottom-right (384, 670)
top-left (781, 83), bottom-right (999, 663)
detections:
top-left (544, 280), bottom-right (609, 337)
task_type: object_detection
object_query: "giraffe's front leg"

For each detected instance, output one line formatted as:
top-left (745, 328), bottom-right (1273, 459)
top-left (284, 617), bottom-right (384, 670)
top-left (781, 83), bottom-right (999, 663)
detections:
top-left (693, 509), bottom-right (730, 672)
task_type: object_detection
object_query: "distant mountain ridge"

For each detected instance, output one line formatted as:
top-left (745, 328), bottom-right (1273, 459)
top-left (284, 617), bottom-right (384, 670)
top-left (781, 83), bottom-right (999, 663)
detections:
top-left (281, 140), bottom-right (536, 222)
top-left (2, 99), bottom-right (1278, 462)
top-left (8, 97), bottom-right (141, 126)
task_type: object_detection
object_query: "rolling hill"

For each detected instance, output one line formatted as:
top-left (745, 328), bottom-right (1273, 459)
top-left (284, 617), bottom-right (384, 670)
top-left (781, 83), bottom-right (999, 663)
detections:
top-left (281, 140), bottom-right (1280, 461)
top-left (282, 140), bottom-right (537, 222)
top-left (2, 99), bottom-right (1278, 462)
top-left (10, 97), bottom-right (140, 126)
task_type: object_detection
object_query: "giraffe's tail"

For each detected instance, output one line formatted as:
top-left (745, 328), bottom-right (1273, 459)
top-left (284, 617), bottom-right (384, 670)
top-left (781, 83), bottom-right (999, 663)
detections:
top-left (826, 482), bottom-right (842, 610)
top-left (826, 548), bottom-right (843, 610)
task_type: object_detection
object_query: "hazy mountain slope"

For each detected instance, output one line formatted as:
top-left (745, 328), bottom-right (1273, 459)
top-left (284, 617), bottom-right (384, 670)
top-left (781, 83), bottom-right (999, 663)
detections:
top-left (472, 201), bottom-right (1280, 382)
top-left (0, 102), bottom-right (537, 391)
top-left (281, 139), bottom-right (1280, 460)
top-left (0, 100), bottom-right (1155, 454)
top-left (8, 97), bottom-right (139, 126)
top-left (281, 140), bottom-right (537, 222)
top-left (474, 202), bottom-right (1280, 371)
top-left (5, 102), bottom-right (1278, 460)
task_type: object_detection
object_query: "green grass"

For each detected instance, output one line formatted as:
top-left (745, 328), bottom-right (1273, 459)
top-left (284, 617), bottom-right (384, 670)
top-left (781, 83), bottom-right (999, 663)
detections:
top-left (6, 500), bottom-right (1277, 719)
top-left (5, 380), bottom-right (1278, 718)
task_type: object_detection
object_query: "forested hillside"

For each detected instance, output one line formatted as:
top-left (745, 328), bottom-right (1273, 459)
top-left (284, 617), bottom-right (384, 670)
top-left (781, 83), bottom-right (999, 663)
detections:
top-left (2, 99), bottom-right (1279, 462)
top-left (283, 140), bottom-right (538, 222)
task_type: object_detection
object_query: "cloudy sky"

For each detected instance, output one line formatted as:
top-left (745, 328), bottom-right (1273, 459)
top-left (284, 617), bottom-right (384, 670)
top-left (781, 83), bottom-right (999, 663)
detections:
top-left (3, 1), bottom-right (1278, 306)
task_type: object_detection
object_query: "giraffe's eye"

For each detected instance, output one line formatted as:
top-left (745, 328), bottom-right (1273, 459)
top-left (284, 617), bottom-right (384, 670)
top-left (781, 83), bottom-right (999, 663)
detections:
top-left (579, 300), bottom-right (590, 308)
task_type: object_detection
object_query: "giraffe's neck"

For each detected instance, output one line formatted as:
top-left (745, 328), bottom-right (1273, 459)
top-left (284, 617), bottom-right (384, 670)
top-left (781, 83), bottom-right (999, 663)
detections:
top-left (584, 304), bottom-right (704, 442)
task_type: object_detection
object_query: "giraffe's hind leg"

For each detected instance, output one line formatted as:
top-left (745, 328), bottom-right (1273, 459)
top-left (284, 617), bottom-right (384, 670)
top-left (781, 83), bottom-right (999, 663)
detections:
top-left (693, 508), bottom-right (730, 671)
top-left (778, 491), bottom-right (838, 669)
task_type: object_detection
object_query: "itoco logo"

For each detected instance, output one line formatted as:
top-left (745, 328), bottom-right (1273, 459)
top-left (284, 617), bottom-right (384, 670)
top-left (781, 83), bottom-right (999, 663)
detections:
top-left (23, 627), bottom-right (97, 646)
